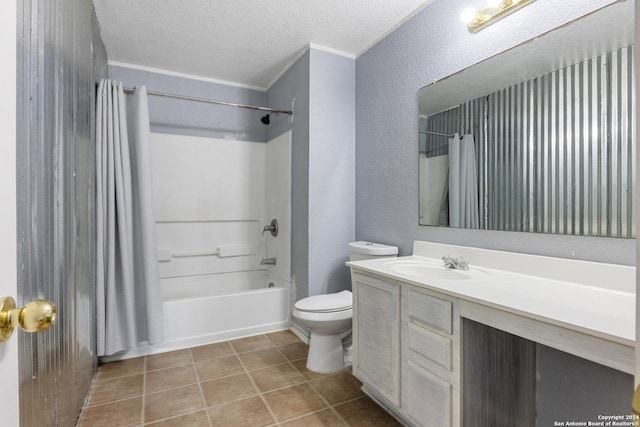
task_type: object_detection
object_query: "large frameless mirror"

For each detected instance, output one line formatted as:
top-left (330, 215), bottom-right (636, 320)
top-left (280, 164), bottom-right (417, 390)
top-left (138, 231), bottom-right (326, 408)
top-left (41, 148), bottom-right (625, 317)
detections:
top-left (418, 1), bottom-right (636, 238)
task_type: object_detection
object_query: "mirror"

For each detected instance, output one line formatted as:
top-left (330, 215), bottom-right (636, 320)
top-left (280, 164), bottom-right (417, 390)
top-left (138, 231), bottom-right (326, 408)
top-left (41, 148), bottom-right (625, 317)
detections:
top-left (418, 1), bottom-right (636, 238)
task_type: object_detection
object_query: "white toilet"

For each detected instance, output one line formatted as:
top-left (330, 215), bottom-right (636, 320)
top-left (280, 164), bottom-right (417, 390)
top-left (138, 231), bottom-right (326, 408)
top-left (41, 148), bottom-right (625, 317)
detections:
top-left (293, 241), bottom-right (398, 373)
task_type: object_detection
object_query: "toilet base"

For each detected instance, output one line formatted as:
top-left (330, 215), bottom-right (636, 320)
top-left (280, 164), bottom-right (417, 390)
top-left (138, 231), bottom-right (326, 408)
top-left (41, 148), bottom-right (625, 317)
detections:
top-left (306, 331), bottom-right (349, 374)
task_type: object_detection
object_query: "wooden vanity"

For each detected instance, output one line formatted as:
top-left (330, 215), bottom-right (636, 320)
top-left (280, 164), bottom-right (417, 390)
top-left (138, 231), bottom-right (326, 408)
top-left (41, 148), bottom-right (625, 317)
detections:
top-left (347, 241), bottom-right (635, 427)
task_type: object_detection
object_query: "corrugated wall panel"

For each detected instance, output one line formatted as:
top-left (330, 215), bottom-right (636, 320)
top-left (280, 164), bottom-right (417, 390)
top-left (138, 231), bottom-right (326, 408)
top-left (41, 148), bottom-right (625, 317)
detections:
top-left (424, 46), bottom-right (635, 238)
top-left (16, 1), bottom-right (107, 426)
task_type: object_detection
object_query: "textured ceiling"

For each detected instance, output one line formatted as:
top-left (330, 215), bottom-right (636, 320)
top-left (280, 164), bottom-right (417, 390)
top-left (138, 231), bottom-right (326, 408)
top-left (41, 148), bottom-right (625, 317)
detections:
top-left (93, 0), bottom-right (434, 90)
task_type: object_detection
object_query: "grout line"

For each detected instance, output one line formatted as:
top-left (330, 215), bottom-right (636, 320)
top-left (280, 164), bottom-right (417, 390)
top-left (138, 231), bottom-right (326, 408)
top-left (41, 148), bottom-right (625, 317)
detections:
top-left (232, 335), bottom-right (281, 426)
top-left (188, 347), bottom-right (213, 427)
top-left (141, 356), bottom-right (147, 425)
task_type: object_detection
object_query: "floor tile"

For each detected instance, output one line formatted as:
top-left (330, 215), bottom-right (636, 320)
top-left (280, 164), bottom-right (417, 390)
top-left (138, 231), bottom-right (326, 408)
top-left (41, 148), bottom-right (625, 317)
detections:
top-left (281, 409), bottom-right (348, 427)
top-left (144, 384), bottom-right (204, 423)
top-left (263, 383), bottom-right (327, 422)
top-left (290, 358), bottom-right (327, 381)
top-left (146, 349), bottom-right (192, 371)
top-left (97, 357), bottom-right (144, 380)
top-left (194, 355), bottom-right (243, 380)
top-left (267, 329), bottom-right (302, 347)
top-left (78, 397), bottom-right (142, 427)
top-left (229, 334), bottom-right (274, 353)
top-left (249, 363), bottom-right (305, 392)
top-left (207, 396), bottom-right (275, 426)
top-left (145, 364), bottom-right (197, 394)
top-left (310, 371), bottom-right (364, 405)
top-left (333, 396), bottom-right (402, 426)
top-left (200, 372), bottom-right (257, 407)
top-left (190, 341), bottom-right (234, 362)
top-left (88, 373), bottom-right (143, 405)
top-left (239, 347), bottom-right (287, 371)
top-left (144, 410), bottom-right (210, 427)
top-left (278, 341), bottom-right (309, 361)
top-left (83, 333), bottom-right (398, 427)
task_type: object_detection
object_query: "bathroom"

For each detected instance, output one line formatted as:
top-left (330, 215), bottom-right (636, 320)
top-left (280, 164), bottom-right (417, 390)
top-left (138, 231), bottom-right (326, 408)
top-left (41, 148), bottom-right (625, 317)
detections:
top-left (0, 0), bottom-right (637, 426)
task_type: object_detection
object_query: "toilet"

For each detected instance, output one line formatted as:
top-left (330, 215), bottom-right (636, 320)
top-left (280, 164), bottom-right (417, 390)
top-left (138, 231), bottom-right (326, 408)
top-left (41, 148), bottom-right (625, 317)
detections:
top-left (293, 241), bottom-right (398, 373)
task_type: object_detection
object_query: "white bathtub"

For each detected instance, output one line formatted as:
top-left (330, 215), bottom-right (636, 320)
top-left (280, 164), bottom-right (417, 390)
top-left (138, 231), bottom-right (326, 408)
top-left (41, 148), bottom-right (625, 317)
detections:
top-left (101, 270), bottom-right (291, 361)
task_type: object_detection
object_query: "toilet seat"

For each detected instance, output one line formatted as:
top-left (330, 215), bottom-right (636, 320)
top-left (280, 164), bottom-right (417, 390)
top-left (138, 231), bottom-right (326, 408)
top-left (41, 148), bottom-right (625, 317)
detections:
top-left (294, 290), bottom-right (352, 313)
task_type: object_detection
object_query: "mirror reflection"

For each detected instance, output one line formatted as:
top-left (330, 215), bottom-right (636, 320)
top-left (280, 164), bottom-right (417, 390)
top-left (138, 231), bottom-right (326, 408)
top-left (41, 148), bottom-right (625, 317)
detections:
top-left (418, 1), bottom-right (636, 238)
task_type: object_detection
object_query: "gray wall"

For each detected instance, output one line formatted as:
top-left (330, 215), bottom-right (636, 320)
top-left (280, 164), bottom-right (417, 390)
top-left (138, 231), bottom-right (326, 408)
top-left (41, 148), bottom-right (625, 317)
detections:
top-left (355, 0), bottom-right (634, 265)
top-left (308, 49), bottom-right (356, 296)
top-left (267, 48), bottom-right (356, 300)
top-left (109, 65), bottom-right (269, 142)
top-left (16, 1), bottom-right (107, 425)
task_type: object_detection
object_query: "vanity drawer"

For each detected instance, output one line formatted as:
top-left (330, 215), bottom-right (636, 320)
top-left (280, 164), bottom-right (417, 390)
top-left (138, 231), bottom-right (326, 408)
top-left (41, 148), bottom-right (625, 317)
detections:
top-left (408, 322), bottom-right (452, 370)
top-left (408, 289), bottom-right (453, 335)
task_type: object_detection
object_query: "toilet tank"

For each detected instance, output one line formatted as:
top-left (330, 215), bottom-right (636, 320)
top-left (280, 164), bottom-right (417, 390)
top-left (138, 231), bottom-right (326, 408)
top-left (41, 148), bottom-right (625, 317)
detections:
top-left (348, 241), bottom-right (398, 261)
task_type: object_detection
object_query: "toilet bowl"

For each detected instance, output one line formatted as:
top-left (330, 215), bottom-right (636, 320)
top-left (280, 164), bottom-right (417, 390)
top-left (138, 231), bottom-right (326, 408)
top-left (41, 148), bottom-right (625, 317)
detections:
top-left (292, 241), bottom-right (399, 373)
top-left (292, 290), bottom-right (353, 373)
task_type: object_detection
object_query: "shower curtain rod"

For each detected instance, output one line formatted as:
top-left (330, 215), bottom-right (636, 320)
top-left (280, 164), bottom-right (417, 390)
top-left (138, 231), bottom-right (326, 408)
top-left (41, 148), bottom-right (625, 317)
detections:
top-left (121, 86), bottom-right (293, 115)
top-left (420, 130), bottom-right (456, 138)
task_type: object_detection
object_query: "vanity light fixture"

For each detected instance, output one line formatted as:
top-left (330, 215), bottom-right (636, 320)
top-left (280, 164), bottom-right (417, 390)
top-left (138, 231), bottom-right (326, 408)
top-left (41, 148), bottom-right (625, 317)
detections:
top-left (462, 0), bottom-right (536, 33)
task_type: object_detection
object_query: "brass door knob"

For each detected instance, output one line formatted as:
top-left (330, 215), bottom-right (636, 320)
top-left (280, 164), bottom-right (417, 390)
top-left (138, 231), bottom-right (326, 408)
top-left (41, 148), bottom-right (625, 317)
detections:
top-left (0, 296), bottom-right (57, 341)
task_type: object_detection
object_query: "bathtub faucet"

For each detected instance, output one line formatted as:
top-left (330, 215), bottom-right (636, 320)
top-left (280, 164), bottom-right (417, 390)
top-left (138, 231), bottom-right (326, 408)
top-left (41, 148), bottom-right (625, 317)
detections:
top-left (261, 257), bottom-right (277, 265)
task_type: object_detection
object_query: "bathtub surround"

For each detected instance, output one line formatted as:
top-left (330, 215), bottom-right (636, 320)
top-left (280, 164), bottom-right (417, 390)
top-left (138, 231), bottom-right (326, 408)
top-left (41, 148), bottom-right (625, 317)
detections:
top-left (96, 81), bottom-right (164, 356)
top-left (16, 0), bottom-right (108, 424)
top-left (95, 130), bottom-right (294, 360)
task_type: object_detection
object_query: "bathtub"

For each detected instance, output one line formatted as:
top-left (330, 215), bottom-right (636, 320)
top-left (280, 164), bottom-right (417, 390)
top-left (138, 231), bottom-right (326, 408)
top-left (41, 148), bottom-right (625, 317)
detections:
top-left (101, 270), bottom-right (291, 361)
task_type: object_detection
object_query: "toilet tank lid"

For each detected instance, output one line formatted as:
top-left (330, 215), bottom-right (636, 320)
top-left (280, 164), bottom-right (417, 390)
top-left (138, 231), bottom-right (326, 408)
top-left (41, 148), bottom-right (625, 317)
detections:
top-left (348, 241), bottom-right (398, 256)
top-left (294, 290), bottom-right (353, 312)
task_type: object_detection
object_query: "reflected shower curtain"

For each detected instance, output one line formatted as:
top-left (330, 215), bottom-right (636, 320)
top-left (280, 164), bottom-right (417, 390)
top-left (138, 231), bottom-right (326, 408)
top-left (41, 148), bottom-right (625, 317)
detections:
top-left (448, 133), bottom-right (479, 228)
top-left (96, 80), bottom-right (163, 356)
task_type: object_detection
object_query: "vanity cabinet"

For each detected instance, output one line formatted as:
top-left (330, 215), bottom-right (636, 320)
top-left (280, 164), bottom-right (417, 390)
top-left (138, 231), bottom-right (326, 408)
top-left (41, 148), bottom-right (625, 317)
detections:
top-left (352, 273), bottom-right (401, 406)
top-left (352, 272), bottom-right (460, 427)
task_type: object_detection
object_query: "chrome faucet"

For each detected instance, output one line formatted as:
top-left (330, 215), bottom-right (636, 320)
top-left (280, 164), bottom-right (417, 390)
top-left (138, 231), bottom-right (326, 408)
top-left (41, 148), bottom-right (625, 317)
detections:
top-left (442, 254), bottom-right (469, 270)
top-left (261, 257), bottom-right (276, 265)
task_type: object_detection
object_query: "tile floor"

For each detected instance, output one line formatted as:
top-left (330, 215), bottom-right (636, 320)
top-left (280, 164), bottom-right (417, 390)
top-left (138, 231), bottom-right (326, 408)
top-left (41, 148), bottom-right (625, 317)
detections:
top-left (77, 330), bottom-right (401, 426)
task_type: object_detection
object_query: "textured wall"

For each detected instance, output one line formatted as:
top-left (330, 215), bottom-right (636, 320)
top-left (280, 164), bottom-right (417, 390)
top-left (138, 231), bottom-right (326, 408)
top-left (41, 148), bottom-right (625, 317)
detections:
top-left (16, 0), bottom-right (107, 425)
top-left (355, 0), bottom-right (635, 264)
top-left (308, 49), bottom-right (356, 296)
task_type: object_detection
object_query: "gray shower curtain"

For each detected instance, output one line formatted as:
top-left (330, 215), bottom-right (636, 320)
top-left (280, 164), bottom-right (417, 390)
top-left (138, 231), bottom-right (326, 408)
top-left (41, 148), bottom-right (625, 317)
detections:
top-left (448, 133), bottom-right (479, 229)
top-left (96, 80), bottom-right (163, 356)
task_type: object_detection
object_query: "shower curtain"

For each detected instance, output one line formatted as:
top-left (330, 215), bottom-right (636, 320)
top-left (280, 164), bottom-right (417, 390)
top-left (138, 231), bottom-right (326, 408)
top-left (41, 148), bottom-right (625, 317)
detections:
top-left (448, 133), bottom-right (479, 228)
top-left (96, 80), bottom-right (163, 356)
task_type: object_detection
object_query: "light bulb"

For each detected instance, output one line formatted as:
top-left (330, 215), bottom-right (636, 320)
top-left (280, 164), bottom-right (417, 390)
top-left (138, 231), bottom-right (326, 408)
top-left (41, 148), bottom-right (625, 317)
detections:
top-left (487, 0), bottom-right (503, 7)
top-left (460, 7), bottom-right (477, 24)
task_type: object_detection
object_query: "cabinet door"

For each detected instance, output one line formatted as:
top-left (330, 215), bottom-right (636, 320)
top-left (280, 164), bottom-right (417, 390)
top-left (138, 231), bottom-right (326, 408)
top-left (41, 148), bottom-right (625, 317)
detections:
top-left (353, 275), bottom-right (401, 405)
top-left (406, 361), bottom-right (452, 427)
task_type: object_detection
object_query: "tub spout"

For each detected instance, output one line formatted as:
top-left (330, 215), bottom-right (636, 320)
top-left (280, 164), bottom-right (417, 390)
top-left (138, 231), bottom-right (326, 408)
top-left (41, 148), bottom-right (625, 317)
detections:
top-left (261, 257), bottom-right (276, 265)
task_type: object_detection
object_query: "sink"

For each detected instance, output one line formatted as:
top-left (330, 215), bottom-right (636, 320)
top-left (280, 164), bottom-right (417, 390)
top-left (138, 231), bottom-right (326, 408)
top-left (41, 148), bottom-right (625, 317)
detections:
top-left (384, 259), bottom-right (489, 280)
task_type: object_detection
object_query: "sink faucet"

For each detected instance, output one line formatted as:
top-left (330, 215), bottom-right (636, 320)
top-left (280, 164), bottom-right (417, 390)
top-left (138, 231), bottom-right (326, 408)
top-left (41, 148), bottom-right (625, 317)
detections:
top-left (261, 257), bottom-right (276, 265)
top-left (442, 255), bottom-right (469, 270)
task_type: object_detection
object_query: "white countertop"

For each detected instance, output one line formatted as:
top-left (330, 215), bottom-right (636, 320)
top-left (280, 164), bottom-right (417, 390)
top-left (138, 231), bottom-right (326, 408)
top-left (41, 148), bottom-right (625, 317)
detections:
top-left (347, 241), bottom-right (635, 346)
